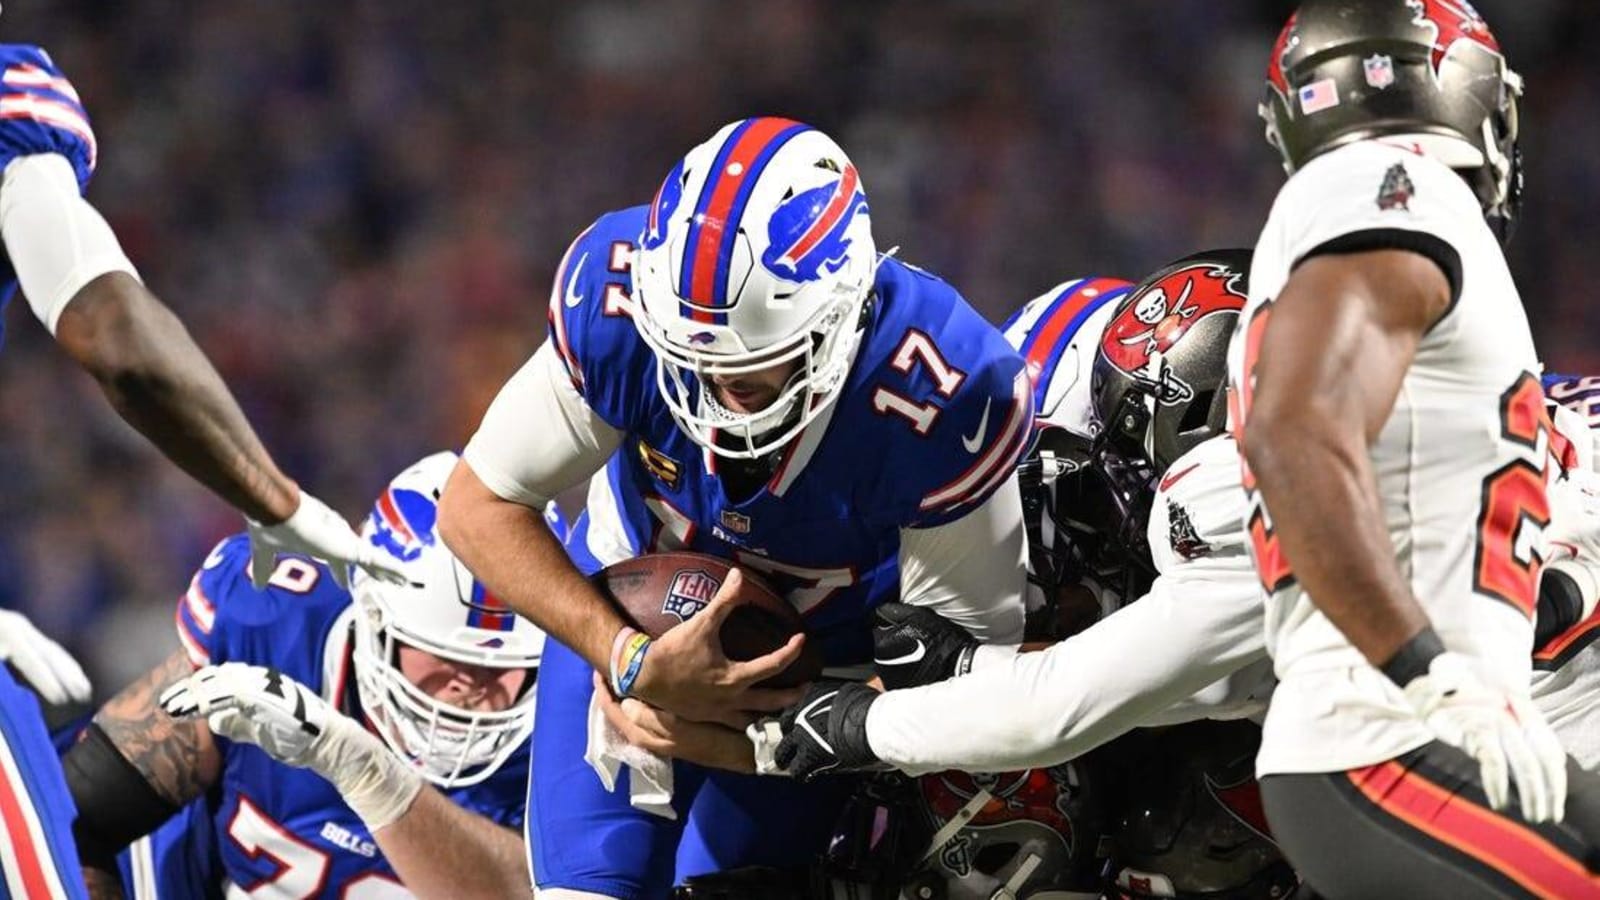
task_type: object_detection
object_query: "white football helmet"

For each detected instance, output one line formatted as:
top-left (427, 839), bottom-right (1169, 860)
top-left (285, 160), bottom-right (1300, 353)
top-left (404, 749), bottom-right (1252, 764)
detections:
top-left (631, 117), bottom-right (878, 459)
top-left (353, 451), bottom-right (547, 787)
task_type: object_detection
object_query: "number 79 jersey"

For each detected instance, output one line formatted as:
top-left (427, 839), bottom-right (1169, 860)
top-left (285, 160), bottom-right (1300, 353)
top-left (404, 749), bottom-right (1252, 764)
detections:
top-left (1228, 140), bottom-right (1548, 776)
top-left (548, 207), bottom-right (1033, 664)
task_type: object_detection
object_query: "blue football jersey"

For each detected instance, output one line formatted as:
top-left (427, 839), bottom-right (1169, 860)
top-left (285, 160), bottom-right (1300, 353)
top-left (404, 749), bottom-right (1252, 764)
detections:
top-left (171, 535), bottom-right (530, 896)
top-left (0, 44), bottom-right (97, 343)
top-left (548, 207), bottom-right (1032, 664)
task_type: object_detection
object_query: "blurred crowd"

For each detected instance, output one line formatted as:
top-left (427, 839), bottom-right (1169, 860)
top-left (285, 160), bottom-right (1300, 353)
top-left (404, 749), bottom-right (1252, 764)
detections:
top-left (1, 0), bottom-right (1597, 692)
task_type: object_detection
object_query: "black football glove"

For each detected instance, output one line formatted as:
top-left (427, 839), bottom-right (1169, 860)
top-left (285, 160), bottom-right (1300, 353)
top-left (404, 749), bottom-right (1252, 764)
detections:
top-left (871, 602), bottom-right (979, 690)
top-left (774, 680), bottom-right (881, 782)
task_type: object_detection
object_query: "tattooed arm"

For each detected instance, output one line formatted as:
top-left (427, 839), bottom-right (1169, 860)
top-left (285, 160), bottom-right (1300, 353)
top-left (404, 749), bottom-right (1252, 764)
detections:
top-left (67, 650), bottom-right (221, 893)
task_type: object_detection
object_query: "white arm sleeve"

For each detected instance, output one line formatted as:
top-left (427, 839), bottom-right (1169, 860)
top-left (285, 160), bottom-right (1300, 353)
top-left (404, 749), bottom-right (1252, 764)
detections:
top-left (461, 341), bottom-right (622, 508)
top-left (0, 154), bottom-right (139, 335)
top-left (865, 569), bottom-right (1268, 774)
top-left (898, 471), bottom-right (1027, 645)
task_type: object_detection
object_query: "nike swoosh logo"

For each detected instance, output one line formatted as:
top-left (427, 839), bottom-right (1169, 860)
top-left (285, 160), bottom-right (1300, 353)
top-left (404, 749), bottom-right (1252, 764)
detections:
top-left (873, 640), bottom-right (927, 667)
top-left (797, 692), bottom-right (836, 755)
top-left (1159, 461), bottom-right (1201, 493)
top-left (961, 398), bottom-right (993, 454)
top-left (563, 253), bottom-right (589, 307)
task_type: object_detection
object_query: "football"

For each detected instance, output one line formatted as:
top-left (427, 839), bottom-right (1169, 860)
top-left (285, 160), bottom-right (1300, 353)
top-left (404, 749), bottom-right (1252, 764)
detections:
top-left (591, 551), bottom-right (824, 688)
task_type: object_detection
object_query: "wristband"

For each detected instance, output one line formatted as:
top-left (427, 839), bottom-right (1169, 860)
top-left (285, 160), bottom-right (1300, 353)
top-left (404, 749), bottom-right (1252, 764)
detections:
top-left (1379, 626), bottom-right (1446, 688)
top-left (609, 626), bottom-right (652, 697)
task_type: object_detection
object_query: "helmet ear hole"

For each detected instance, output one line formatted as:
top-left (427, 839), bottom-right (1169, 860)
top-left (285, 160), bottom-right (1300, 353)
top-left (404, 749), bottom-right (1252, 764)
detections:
top-left (973, 841), bottom-right (1020, 876)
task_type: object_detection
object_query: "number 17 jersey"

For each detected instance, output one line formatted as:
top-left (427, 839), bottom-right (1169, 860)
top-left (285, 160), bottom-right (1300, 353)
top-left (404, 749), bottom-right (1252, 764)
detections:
top-left (546, 206), bottom-right (1032, 664)
top-left (1229, 140), bottom-right (1546, 776)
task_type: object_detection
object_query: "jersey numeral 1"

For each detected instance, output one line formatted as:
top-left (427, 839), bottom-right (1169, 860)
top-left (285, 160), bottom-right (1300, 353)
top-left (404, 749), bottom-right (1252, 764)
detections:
top-left (871, 329), bottom-right (967, 435)
top-left (1473, 372), bottom-right (1553, 616)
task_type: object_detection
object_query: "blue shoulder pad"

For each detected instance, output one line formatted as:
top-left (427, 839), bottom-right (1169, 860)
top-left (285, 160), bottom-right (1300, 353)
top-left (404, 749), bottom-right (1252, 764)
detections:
top-left (174, 534), bottom-right (353, 677)
top-left (864, 259), bottom-right (1036, 528)
top-left (0, 45), bottom-right (95, 191)
top-left (544, 207), bottom-right (656, 431)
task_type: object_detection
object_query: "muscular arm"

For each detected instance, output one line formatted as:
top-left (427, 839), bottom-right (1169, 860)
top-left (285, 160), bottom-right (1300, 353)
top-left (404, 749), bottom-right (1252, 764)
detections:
top-left (441, 343), bottom-right (625, 670)
top-left (0, 154), bottom-right (298, 523)
top-left (1241, 249), bottom-right (1450, 666)
top-left (74, 651), bottom-right (220, 889)
top-left (371, 789), bottom-right (534, 900)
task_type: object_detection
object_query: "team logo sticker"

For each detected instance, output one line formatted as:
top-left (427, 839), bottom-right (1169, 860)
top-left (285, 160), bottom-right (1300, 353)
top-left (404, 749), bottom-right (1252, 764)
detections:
top-left (1377, 162), bottom-right (1415, 211)
top-left (662, 568), bottom-right (720, 621)
top-left (369, 486), bottom-right (438, 563)
top-left (761, 162), bottom-right (869, 283)
top-left (1100, 262), bottom-right (1246, 405)
top-left (1364, 53), bottom-right (1396, 90)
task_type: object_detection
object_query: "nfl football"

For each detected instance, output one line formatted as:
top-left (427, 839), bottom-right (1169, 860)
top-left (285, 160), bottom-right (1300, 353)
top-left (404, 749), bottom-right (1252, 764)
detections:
top-left (592, 552), bottom-right (823, 688)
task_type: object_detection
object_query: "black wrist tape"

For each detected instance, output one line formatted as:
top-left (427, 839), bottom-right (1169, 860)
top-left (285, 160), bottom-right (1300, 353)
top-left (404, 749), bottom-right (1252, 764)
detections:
top-left (1379, 626), bottom-right (1446, 688)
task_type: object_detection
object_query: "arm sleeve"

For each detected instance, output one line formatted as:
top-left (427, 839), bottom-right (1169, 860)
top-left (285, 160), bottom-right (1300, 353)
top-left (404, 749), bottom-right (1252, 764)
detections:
top-left (0, 153), bottom-right (138, 334)
top-left (864, 568), bottom-right (1266, 774)
top-left (897, 471), bottom-right (1027, 645)
top-left (461, 340), bottom-right (622, 508)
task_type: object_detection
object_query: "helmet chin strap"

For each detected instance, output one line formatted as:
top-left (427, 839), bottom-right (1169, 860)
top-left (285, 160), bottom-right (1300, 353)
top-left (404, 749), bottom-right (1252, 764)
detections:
top-left (920, 788), bottom-right (995, 865)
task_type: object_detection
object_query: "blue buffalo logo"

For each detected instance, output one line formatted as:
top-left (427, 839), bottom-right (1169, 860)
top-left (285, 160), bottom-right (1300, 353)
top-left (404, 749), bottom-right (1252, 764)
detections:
top-left (642, 160), bottom-right (685, 251)
top-left (761, 164), bottom-right (868, 283)
top-left (368, 487), bottom-right (437, 563)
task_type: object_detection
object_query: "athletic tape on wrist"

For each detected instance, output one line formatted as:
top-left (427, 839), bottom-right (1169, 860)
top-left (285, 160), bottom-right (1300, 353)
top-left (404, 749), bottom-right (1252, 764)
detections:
top-left (1380, 626), bottom-right (1446, 688)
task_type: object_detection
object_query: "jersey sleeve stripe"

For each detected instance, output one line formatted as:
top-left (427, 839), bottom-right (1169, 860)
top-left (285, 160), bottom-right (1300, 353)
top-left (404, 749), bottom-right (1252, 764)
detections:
top-left (919, 368), bottom-right (1032, 512)
top-left (1, 65), bottom-right (81, 102)
top-left (183, 576), bottom-right (216, 633)
top-left (0, 96), bottom-right (96, 170)
top-left (174, 607), bottom-right (210, 668)
top-left (0, 723), bottom-right (72, 900)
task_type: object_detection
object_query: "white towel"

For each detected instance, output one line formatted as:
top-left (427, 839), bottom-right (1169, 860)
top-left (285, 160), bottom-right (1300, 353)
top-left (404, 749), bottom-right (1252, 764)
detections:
top-left (584, 689), bottom-right (677, 820)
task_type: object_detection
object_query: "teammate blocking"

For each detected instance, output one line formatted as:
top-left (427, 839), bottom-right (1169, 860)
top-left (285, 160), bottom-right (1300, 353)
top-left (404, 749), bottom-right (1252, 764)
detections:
top-left (64, 452), bottom-right (552, 899)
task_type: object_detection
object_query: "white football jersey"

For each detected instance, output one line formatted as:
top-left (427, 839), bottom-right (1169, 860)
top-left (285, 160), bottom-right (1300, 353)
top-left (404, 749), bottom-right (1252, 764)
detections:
top-left (1229, 140), bottom-right (1547, 776)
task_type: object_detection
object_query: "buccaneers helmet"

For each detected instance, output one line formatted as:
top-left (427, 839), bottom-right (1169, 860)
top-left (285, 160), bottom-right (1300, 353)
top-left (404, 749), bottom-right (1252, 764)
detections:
top-left (1262, 0), bottom-right (1523, 241)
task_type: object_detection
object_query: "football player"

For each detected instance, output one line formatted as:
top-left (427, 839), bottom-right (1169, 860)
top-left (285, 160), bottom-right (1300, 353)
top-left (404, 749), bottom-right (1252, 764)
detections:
top-left (1229, 0), bottom-right (1600, 894)
top-left (61, 452), bottom-right (550, 899)
top-left (0, 43), bottom-right (401, 900)
top-left (438, 117), bottom-right (1032, 896)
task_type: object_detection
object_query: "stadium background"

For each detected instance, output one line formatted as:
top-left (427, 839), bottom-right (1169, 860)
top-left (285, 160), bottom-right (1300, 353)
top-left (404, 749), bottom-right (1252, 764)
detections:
top-left (0, 0), bottom-right (1595, 694)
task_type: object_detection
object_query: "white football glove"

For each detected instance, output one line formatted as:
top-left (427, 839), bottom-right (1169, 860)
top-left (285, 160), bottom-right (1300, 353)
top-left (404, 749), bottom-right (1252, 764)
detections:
top-left (1403, 652), bottom-right (1569, 823)
top-left (246, 490), bottom-right (406, 591)
top-left (0, 609), bottom-right (91, 705)
top-left (160, 662), bottom-right (421, 829)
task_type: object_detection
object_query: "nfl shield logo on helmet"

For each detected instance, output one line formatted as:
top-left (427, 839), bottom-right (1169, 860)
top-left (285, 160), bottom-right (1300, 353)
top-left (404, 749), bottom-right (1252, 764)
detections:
top-left (1364, 54), bottom-right (1396, 89)
top-left (662, 569), bottom-right (720, 622)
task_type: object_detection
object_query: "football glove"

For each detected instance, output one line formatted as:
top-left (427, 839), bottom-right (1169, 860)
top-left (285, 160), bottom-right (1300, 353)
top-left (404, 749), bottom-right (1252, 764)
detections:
top-left (1403, 652), bottom-right (1568, 823)
top-left (0, 609), bottom-right (90, 705)
top-left (773, 680), bottom-right (882, 782)
top-left (247, 490), bottom-right (407, 590)
top-left (871, 602), bottom-right (978, 690)
top-left (160, 663), bottom-right (422, 829)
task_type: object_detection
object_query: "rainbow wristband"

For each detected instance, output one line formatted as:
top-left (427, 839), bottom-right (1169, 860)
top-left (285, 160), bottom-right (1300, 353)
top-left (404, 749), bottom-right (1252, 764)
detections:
top-left (608, 627), bottom-right (652, 697)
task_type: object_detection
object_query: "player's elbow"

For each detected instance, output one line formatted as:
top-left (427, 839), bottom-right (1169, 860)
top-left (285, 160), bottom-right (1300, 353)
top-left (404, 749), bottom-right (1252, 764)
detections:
top-left (53, 272), bottom-right (183, 388)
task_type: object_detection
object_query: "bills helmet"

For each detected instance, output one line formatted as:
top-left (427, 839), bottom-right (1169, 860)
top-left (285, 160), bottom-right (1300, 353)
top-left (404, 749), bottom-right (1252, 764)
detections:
top-left (631, 117), bottom-right (878, 459)
top-left (1262, 0), bottom-right (1523, 241)
top-left (1003, 278), bottom-right (1144, 629)
top-left (354, 451), bottom-right (552, 787)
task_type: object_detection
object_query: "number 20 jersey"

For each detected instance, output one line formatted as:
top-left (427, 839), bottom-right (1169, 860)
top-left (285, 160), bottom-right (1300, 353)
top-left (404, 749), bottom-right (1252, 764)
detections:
top-left (1227, 140), bottom-right (1547, 776)
top-left (548, 206), bottom-right (1033, 664)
